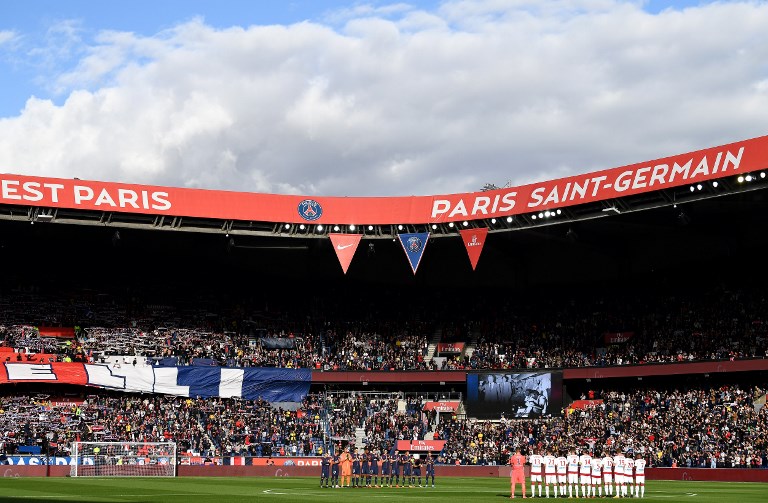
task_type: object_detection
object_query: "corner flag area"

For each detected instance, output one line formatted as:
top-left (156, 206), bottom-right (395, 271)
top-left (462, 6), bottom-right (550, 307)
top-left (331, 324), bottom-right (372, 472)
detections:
top-left (0, 477), bottom-right (765, 503)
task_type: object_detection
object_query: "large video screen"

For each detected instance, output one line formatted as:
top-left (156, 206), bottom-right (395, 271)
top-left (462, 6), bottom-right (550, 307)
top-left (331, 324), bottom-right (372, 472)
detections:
top-left (466, 372), bottom-right (562, 419)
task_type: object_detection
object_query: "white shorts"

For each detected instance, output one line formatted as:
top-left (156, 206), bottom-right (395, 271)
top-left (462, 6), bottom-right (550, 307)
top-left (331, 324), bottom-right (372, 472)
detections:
top-left (603, 473), bottom-right (613, 483)
top-left (545, 474), bottom-right (557, 484)
top-left (580, 474), bottom-right (591, 485)
top-left (635, 476), bottom-right (645, 484)
top-left (531, 473), bottom-right (542, 482)
top-left (568, 473), bottom-right (579, 484)
top-left (624, 471), bottom-right (633, 479)
top-left (615, 474), bottom-right (624, 484)
top-left (558, 474), bottom-right (567, 484)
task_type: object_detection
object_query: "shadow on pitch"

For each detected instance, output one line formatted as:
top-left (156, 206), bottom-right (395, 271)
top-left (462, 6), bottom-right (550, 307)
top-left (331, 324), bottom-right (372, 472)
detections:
top-left (0, 499), bottom-right (149, 503)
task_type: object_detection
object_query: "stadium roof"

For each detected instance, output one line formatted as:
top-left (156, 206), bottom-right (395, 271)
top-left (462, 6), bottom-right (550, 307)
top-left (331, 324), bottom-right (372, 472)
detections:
top-left (1, 135), bottom-right (767, 239)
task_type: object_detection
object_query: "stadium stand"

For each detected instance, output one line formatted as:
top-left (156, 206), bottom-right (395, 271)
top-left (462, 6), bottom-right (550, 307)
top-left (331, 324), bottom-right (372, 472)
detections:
top-left (2, 283), bottom-right (766, 371)
top-left (1, 382), bottom-right (765, 468)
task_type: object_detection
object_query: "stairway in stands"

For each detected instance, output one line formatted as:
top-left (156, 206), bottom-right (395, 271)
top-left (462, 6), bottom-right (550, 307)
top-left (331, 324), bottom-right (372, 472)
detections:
top-left (425, 328), bottom-right (442, 363)
top-left (463, 330), bottom-right (481, 360)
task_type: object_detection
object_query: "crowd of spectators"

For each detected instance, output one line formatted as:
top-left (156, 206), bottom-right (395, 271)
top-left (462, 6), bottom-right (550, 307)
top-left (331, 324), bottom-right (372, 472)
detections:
top-left (2, 286), bottom-right (767, 372)
top-left (2, 383), bottom-right (765, 470)
top-left (0, 392), bottom-right (328, 460)
top-left (448, 287), bottom-right (768, 370)
top-left (325, 393), bottom-right (428, 451)
top-left (434, 383), bottom-right (768, 469)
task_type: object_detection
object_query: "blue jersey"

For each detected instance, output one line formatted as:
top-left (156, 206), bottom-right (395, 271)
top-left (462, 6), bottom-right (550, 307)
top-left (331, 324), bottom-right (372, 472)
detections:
top-left (371, 455), bottom-right (379, 474)
top-left (361, 457), bottom-right (370, 474)
top-left (403, 456), bottom-right (412, 475)
top-left (321, 456), bottom-right (330, 476)
top-left (352, 458), bottom-right (361, 474)
top-left (331, 455), bottom-right (340, 474)
top-left (381, 457), bottom-right (391, 475)
top-left (426, 458), bottom-right (435, 474)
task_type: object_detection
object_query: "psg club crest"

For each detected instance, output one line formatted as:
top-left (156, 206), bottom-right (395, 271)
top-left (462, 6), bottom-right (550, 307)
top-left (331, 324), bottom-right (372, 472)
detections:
top-left (297, 199), bottom-right (323, 221)
top-left (398, 232), bottom-right (430, 274)
top-left (407, 236), bottom-right (423, 253)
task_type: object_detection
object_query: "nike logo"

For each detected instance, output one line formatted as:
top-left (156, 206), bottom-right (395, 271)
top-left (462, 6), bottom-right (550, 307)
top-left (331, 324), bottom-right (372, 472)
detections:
top-left (336, 244), bottom-right (354, 250)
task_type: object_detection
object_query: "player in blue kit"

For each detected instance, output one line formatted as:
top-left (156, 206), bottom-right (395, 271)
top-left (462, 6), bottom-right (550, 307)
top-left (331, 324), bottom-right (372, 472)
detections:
top-left (413, 455), bottom-right (423, 487)
top-left (425, 454), bottom-right (435, 487)
top-left (352, 453), bottom-right (361, 487)
top-left (331, 452), bottom-right (340, 488)
top-left (371, 451), bottom-right (380, 487)
top-left (402, 453), bottom-right (413, 487)
top-left (321, 453), bottom-right (330, 488)
top-left (391, 452), bottom-right (400, 487)
top-left (361, 451), bottom-right (370, 487)
top-left (381, 453), bottom-right (391, 487)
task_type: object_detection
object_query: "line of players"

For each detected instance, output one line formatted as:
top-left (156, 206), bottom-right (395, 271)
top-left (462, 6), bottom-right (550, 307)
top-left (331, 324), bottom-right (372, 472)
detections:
top-left (512, 449), bottom-right (646, 498)
top-left (320, 449), bottom-right (437, 488)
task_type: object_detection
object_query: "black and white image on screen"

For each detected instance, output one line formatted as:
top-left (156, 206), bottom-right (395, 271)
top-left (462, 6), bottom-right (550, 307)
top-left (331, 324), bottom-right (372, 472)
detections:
top-left (478, 373), bottom-right (552, 417)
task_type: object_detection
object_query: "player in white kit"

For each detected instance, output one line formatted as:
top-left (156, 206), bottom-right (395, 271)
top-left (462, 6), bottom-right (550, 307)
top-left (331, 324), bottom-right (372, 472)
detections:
top-left (556, 453), bottom-right (567, 498)
top-left (613, 452), bottom-right (626, 498)
top-left (623, 457), bottom-right (635, 497)
top-left (530, 451), bottom-right (544, 497)
top-left (566, 450), bottom-right (580, 498)
top-left (634, 455), bottom-right (646, 498)
top-left (543, 451), bottom-right (558, 498)
top-left (578, 451), bottom-right (592, 498)
top-left (590, 454), bottom-right (602, 497)
top-left (601, 452), bottom-right (614, 496)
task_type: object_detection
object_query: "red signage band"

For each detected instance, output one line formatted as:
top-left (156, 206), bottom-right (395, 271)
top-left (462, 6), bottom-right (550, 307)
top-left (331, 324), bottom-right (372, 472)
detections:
top-left (603, 332), bottom-right (635, 344)
top-left (436, 342), bottom-right (465, 353)
top-left (0, 136), bottom-right (765, 225)
top-left (422, 401), bottom-right (460, 412)
top-left (395, 440), bottom-right (446, 452)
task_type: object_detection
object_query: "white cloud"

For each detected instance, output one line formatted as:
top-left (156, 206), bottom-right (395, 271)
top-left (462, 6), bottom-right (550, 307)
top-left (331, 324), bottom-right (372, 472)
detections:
top-left (1, 1), bottom-right (767, 197)
top-left (0, 30), bottom-right (17, 45)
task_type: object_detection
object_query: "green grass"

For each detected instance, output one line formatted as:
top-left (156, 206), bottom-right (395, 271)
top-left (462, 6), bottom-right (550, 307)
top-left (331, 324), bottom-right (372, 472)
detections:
top-left (0, 477), bottom-right (765, 503)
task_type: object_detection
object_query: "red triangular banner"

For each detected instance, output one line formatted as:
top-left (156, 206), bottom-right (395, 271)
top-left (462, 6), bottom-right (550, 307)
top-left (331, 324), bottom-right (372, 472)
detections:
top-left (459, 227), bottom-right (488, 270)
top-left (329, 234), bottom-right (362, 274)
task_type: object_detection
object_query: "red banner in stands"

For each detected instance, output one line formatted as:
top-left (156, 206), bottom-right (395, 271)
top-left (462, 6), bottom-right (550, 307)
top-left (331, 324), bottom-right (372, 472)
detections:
top-left (459, 228), bottom-right (487, 270)
top-left (329, 234), bottom-right (362, 274)
top-left (396, 440), bottom-right (446, 452)
top-left (603, 332), bottom-right (634, 344)
top-left (422, 401), bottom-right (460, 412)
top-left (49, 398), bottom-right (85, 407)
top-left (38, 327), bottom-right (76, 338)
top-left (436, 342), bottom-right (465, 353)
top-left (1, 136), bottom-right (765, 224)
top-left (0, 362), bottom-right (90, 385)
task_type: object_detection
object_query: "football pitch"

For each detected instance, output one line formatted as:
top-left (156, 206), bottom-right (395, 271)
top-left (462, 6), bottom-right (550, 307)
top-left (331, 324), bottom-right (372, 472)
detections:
top-left (0, 477), bottom-right (765, 503)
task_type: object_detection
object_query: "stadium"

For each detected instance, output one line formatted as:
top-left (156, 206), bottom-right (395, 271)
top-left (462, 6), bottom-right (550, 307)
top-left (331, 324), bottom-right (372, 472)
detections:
top-left (0, 135), bottom-right (767, 502)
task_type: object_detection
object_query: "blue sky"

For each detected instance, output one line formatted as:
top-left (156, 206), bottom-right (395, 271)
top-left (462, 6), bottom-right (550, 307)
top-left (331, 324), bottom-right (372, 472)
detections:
top-left (0, 0), bottom-right (717, 118)
top-left (0, 0), bottom-right (444, 117)
top-left (0, 1), bottom-right (765, 197)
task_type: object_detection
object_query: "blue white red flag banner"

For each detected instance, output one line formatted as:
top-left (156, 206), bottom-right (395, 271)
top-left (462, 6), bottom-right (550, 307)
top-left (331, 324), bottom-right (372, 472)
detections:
top-left (459, 227), bottom-right (488, 270)
top-left (0, 363), bottom-right (311, 403)
top-left (329, 233), bottom-right (362, 274)
top-left (397, 232), bottom-right (430, 274)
